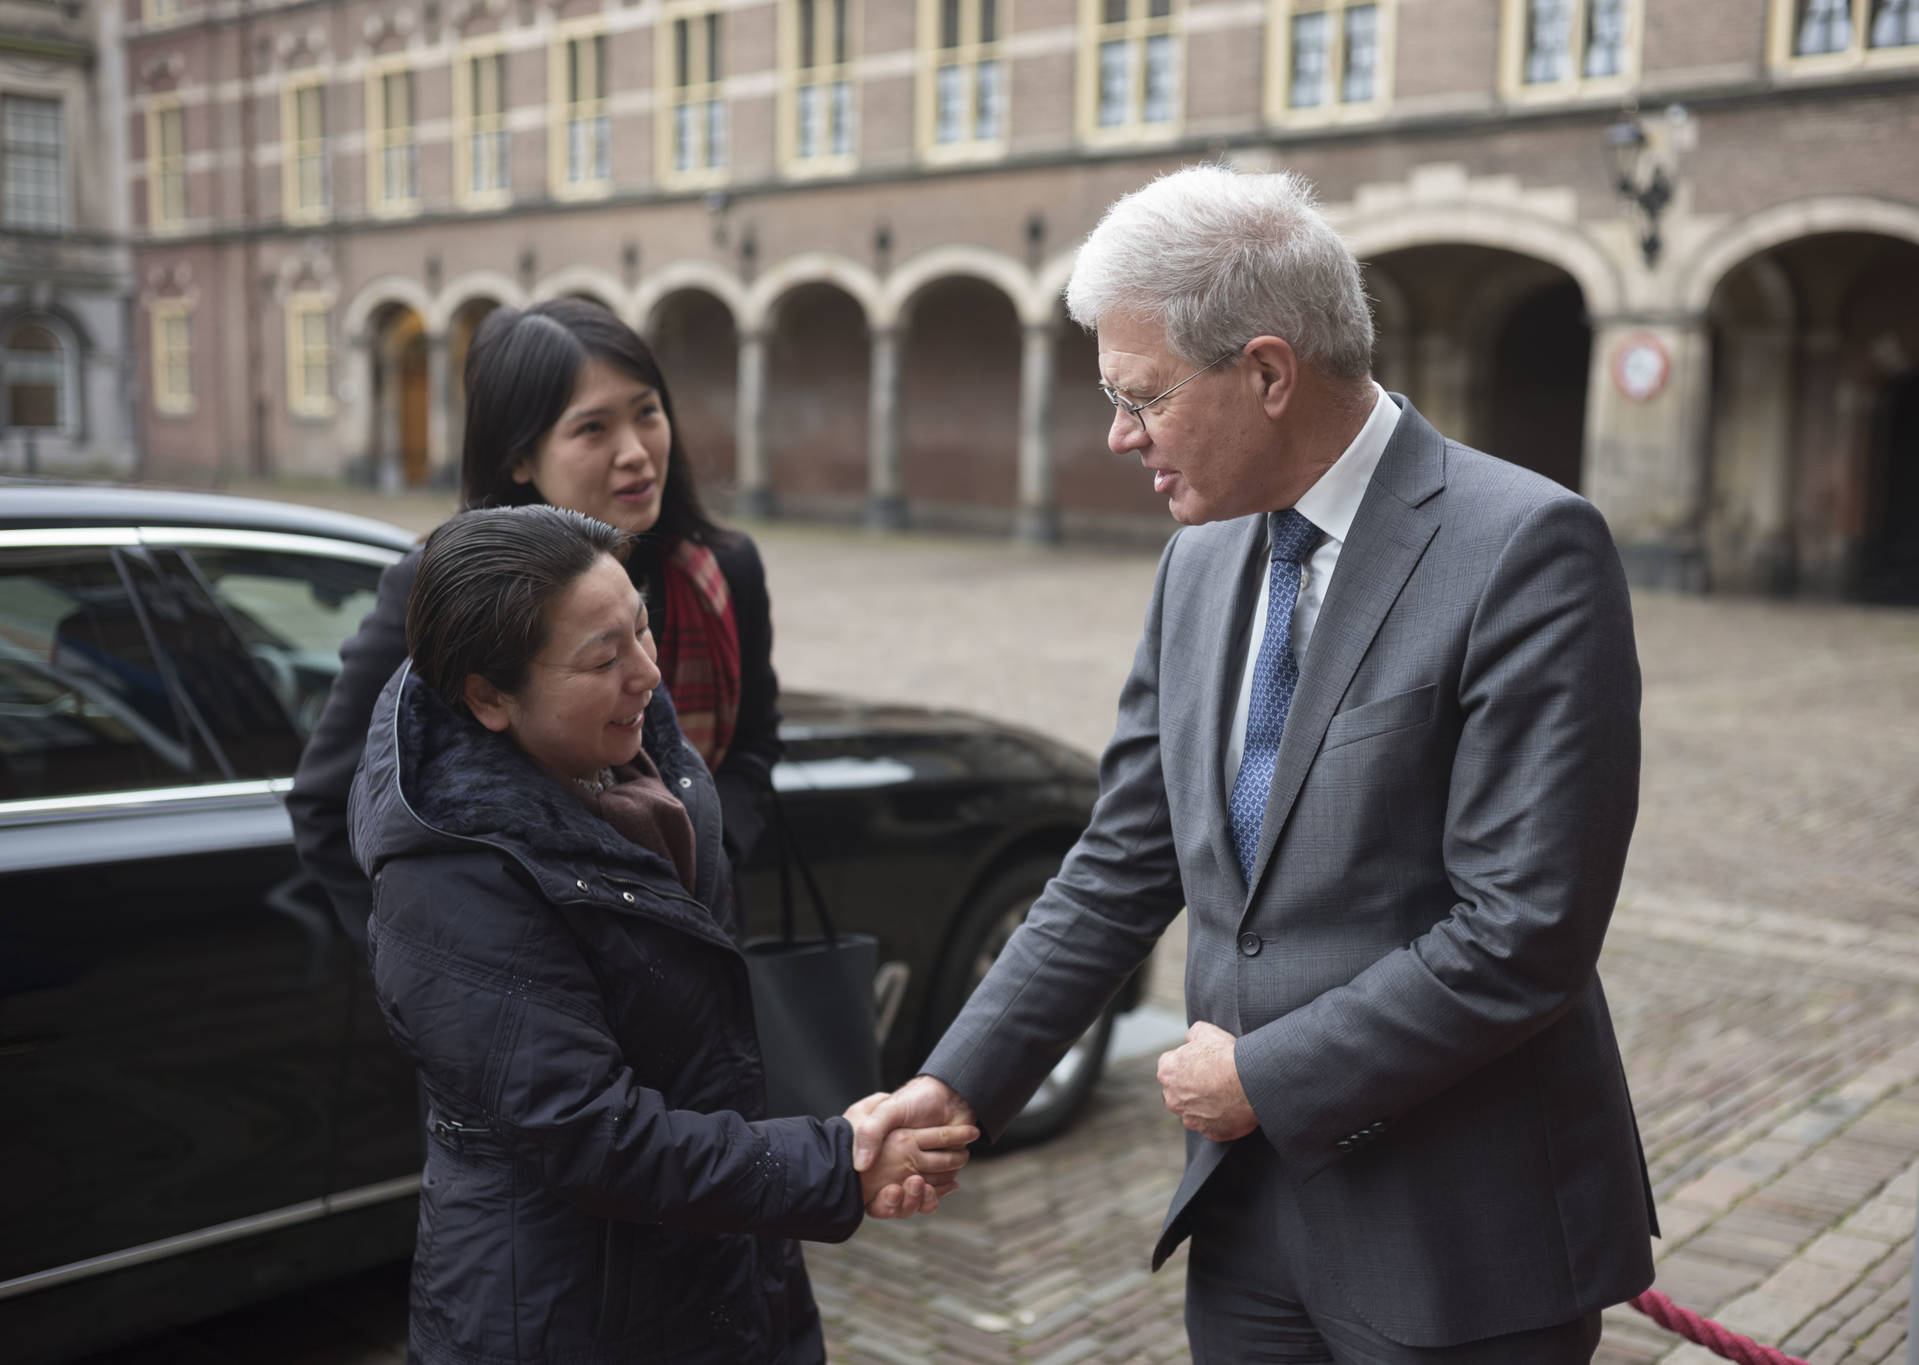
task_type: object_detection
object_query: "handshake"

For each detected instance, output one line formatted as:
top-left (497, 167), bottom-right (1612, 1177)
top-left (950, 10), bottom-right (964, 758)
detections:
top-left (840, 1021), bottom-right (1259, 1219)
top-left (841, 1076), bottom-right (980, 1219)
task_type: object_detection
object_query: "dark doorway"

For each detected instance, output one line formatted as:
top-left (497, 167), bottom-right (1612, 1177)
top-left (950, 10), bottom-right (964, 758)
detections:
top-left (901, 277), bottom-right (1020, 510)
top-left (650, 289), bottom-right (739, 489)
top-left (766, 283), bottom-right (869, 503)
top-left (1861, 369), bottom-right (1919, 603)
top-left (1486, 278), bottom-right (1590, 491)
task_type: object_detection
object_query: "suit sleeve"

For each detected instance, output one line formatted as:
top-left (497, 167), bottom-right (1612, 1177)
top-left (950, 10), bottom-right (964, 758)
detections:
top-left (714, 534), bottom-right (781, 870)
top-left (921, 532), bottom-right (1190, 1139)
top-left (369, 857), bottom-right (865, 1242)
top-left (287, 551), bottom-right (419, 954)
top-left (1234, 495), bottom-right (1641, 1179)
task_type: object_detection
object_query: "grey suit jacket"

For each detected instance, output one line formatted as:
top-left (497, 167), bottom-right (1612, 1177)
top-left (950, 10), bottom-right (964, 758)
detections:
top-left (922, 398), bottom-right (1656, 1348)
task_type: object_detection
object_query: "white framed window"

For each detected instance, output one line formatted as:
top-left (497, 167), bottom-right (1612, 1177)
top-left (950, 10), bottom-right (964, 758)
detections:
top-left (783, 0), bottom-right (858, 175)
top-left (661, 5), bottom-right (727, 188)
top-left (1267, 1), bottom-right (1393, 124)
top-left (1498, 0), bottom-right (1639, 101)
top-left (1079, 0), bottom-right (1182, 145)
top-left (920, 0), bottom-right (1007, 160)
top-left (1768, 0), bottom-right (1919, 70)
top-left (550, 24), bottom-right (612, 198)
top-left (285, 294), bottom-right (335, 418)
top-left (143, 0), bottom-right (185, 26)
top-left (4, 322), bottom-right (67, 431)
top-left (281, 76), bottom-right (329, 224)
top-left (2, 96), bottom-right (66, 231)
top-left (453, 39), bottom-right (512, 208)
top-left (366, 59), bottom-right (419, 216)
top-left (150, 301), bottom-right (194, 416)
top-left (147, 99), bottom-right (186, 233)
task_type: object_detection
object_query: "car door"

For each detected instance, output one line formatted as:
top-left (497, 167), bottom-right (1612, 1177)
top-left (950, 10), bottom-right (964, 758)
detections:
top-left (0, 528), bottom-right (409, 1302)
top-left (171, 532), bottom-right (421, 1194)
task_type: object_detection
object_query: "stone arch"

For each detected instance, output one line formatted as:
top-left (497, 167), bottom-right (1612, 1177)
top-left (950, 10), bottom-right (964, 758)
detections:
top-left (1339, 203), bottom-right (1625, 319)
top-left (1363, 241), bottom-right (1592, 489)
top-left (532, 266), bottom-right (629, 317)
top-left (1, 311), bottom-right (83, 434)
top-left (878, 245), bottom-right (1034, 330)
top-left (648, 285), bottom-right (741, 488)
top-left (1679, 196), bottom-right (1919, 316)
top-left (897, 273), bottom-right (1024, 519)
top-left (635, 260), bottom-right (746, 336)
top-left (343, 274), bottom-right (434, 342)
top-left (762, 278), bottom-right (871, 507)
top-left (0, 299), bottom-right (94, 353)
top-left (742, 253), bottom-right (881, 335)
top-left (429, 270), bottom-right (526, 335)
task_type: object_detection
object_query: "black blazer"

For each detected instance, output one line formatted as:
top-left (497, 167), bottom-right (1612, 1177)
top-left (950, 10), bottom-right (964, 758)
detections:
top-left (290, 529), bottom-right (782, 951)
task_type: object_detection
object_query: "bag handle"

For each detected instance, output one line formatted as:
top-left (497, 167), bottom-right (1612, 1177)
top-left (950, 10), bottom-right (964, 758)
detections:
top-left (771, 788), bottom-right (839, 944)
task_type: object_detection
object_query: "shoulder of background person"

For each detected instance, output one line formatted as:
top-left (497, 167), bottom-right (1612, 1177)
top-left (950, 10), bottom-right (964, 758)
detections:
top-left (707, 529), bottom-right (768, 598)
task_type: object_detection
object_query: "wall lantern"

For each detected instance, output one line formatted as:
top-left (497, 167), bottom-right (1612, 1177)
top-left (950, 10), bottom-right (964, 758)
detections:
top-left (1606, 105), bottom-right (1686, 269)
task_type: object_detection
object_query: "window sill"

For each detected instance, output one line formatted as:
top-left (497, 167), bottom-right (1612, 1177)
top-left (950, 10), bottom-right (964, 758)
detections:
top-left (918, 139), bottom-right (1010, 166)
top-left (1078, 121), bottom-right (1185, 150)
top-left (781, 154), bottom-right (860, 180)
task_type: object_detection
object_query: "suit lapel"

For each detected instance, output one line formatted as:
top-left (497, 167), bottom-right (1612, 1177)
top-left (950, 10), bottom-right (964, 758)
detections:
top-left (1196, 515), bottom-right (1270, 898)
top-left (1244, 398), bottom-right (1447, 902)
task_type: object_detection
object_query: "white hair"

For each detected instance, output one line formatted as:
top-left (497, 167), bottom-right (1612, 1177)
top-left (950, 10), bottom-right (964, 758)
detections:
top-left (1065, 165), bottom-right (1375, 381)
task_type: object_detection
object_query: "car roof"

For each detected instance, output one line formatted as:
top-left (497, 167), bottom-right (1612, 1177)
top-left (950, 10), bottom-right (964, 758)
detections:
top-left (0, 481), bottom-right (419, 553)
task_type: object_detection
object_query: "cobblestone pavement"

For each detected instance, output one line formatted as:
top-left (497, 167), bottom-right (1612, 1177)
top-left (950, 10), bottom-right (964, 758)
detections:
top-left (79, 491), bottom-right (1919, 1364)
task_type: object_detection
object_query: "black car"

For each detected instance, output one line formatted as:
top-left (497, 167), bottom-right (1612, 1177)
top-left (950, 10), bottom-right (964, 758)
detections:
top-left (0, 483), bottom-right (1134, 1363)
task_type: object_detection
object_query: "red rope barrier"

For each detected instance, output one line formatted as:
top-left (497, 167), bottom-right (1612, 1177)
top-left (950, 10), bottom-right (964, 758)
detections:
top-left (1628, 1289), bottom-right (1810, 1365)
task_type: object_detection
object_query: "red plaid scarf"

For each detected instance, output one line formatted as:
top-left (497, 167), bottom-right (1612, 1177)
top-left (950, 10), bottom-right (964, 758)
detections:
top-left (658, 538), bottom-right (740, 773)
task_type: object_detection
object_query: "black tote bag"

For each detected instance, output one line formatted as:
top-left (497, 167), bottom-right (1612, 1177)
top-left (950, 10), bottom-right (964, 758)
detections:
top-left (743, 795), bottom-right (882, 1119)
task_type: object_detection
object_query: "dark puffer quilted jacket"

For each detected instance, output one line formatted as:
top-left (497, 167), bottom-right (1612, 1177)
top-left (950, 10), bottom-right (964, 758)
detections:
top-left (348, 665), bottom-right (862, 1364)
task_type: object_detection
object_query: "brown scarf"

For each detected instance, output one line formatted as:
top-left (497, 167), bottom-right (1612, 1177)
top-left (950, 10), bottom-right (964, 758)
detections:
top-left (570, 747), bottom-right (698, 894)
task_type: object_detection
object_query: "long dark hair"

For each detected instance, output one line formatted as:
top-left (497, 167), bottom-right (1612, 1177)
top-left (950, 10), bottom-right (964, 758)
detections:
top-left (459, 298), bottom-right (725, 545)
top-left (406, 505), bottom-right (633, 714)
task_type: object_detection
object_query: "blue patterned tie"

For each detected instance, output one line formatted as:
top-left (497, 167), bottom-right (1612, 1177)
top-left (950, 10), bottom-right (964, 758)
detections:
top-left (1228, 509), bottom-right (1321, 886)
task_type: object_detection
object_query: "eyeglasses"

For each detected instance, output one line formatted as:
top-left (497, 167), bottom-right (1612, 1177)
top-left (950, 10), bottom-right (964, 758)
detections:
top-left (1099, 350), bottom-right (1241, 432)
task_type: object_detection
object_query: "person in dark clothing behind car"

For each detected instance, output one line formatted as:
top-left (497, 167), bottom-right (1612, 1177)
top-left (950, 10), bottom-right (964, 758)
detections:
top-left (349, 505), bottom-right (975, 1365)
top-left (292, 298), bottom-right (781, 953)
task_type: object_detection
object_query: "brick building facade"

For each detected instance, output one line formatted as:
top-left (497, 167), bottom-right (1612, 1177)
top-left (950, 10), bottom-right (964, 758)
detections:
top-left (0, 0), bottom-right (135, 475)
top-left (120, 0), bottom-right (1919, 599)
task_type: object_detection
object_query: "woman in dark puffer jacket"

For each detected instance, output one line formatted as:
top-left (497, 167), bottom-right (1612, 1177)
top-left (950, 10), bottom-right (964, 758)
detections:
top-left (348, 507), bottom-right (973, 1364)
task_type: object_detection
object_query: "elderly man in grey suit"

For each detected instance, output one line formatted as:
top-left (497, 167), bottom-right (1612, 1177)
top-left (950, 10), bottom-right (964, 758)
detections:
top-left (852, 164), bottom-right (1657, 1361)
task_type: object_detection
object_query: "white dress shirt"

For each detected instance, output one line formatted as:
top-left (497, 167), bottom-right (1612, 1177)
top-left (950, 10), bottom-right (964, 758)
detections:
top-left (1224, 383), bottom-right (1401, 793)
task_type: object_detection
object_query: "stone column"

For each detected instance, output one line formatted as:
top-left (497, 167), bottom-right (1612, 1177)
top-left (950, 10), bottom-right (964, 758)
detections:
top-left (426, 332), bottom-right (453, 483)
top-left (1015, 320), bottom-right (1061, 544)
top-left (1706, 327), bottom-right (1796, 593)
top-left (339, 332), bottom-right (386, 490)
top-left (1581, 314), bottom-right (1713, 591)
top-left (373, 333), bottom-right (403, 493)
top-left (866, 325), bottom-right (906, 530)
top-left (734, 328), bottom-right (775, 518)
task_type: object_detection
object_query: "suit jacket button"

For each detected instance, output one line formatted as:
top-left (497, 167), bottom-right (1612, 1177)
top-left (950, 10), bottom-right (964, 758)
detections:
top-left (1238, 932), bottom-right (1261, 957)
top-left (1335, 1137), bottom-right (1352, 1152)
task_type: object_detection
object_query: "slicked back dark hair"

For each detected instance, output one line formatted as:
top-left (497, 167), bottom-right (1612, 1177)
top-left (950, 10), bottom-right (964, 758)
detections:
top-left (458, 297), bottom-right (726, 545)
top-left (407, 505), bottom-right (634, 714)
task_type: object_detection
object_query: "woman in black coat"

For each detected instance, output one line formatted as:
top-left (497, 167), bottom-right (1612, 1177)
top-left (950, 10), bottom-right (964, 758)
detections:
top-left (292, 298), bottom-right (779, 951)
top-left (349, 507), bottom-right (972, 1364)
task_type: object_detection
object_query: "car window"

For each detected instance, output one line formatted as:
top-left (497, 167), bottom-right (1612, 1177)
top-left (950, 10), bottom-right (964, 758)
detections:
top-left (0, 546), bottom-right (202, 802)
top-left (128, 550), bottom-right (305, 780)
top-left (176, 546), bottom-right (383, 740)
